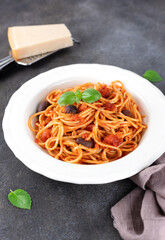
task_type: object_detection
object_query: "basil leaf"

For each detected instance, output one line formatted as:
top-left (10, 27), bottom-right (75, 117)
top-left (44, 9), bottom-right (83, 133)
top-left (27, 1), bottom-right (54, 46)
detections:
top-left (8, 189), bottom-right (32, 210)
top-left (82, 89), bottom-right (101, 103)
top-left (57, 91), bottom-right (76, 106)
top-left (143, 70), bottom-right (162, 82)
top-left (75, 89), bottom-right (82, 104)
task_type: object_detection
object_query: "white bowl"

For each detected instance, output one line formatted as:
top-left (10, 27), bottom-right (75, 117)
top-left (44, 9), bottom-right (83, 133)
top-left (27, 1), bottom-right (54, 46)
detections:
top-left (2, 64), bottom-right (165, 184)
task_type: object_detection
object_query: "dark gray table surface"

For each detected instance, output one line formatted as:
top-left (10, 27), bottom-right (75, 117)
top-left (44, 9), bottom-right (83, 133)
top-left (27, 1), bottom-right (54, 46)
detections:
top-left (0, 1), bottom-right (165, 240)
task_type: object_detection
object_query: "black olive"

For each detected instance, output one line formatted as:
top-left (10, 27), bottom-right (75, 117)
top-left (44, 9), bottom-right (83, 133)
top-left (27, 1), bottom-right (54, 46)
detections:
top-left (37, 100), bottom-right (50, 112)
top-left (76, 137), bottom-right (94, 148)
top-left (65, 105), bottom-right (78, 114)
top-left (121, 109), bottom-right (132, 117)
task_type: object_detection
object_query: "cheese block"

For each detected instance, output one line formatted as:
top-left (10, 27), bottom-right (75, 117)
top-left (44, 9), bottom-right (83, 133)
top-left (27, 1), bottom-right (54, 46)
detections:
top-left (8, 24), bottom-right (73, 60)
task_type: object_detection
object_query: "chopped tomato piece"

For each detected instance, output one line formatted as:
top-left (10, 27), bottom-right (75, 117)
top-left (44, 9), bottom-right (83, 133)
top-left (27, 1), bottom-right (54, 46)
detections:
top-left (86, 124), bottom-right (94, 131)
top-left (70, 114), bottom-right (79, 121)
top-left (78, 103), bottom-right (88, 112)
top-left (41, 129), bottom-right (51, 142)
top-left (103, 134), bottom-right (123, 147)
top-left (105, 102), bottom-right (116, 111)
top-left (99, 85), bottom-right (110, 98)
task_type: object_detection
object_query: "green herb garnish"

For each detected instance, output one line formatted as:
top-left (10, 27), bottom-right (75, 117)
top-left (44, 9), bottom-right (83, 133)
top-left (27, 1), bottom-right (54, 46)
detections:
top-left (8, 189), bottom-right (32, 210)
top-left (57, 91), bottom-right (76, 106)
top-left (81, 89), bottom-right (102, 103)
top-left (75, 89), bottom-right (82, 104)
top-left (143, 70), bottom-right (162, 82)
top-left (58, 88), bottom-right (102, 106)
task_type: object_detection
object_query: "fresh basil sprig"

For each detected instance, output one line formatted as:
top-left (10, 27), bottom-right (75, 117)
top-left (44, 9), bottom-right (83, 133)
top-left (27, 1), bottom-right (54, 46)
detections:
top-left (58, 88), bottom-right (101, 106)
top-left (8, 189), bottom-right (32, 210)
top-left (143, 70), bottom-right (162, 82)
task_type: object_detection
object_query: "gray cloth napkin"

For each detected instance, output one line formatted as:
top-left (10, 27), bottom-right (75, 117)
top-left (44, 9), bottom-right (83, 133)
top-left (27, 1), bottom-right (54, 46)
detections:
top-left (111, 153), bottom-right (165, 240)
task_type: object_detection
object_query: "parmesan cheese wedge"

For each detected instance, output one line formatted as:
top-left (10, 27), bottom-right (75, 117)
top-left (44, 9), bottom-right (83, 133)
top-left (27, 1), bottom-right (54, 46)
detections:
top-left (8, 24), bottom-right (73, 60)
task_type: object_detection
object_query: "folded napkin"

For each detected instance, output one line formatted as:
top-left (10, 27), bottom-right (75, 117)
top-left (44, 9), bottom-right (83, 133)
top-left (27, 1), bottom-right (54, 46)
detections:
top-left (111, 153), bottom-right (165, 240)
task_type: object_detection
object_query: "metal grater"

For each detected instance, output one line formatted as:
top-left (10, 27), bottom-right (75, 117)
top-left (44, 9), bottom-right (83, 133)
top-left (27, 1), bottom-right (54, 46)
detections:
top-left (0, 38), bottom-right (79, 70)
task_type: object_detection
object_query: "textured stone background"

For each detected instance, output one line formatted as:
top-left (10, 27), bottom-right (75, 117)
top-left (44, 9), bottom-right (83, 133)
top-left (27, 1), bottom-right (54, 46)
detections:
top-left (0, 1), bottom-right (165, 240)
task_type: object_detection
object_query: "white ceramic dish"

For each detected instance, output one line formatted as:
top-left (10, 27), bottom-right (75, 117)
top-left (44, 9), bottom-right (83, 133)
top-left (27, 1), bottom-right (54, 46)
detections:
top-left (2, 64), bottom-right (165, 184)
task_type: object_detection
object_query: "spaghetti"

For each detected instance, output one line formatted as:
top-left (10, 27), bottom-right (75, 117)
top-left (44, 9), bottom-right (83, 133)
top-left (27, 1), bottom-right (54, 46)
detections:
top-left (28, 81), bottom-right (147, 164)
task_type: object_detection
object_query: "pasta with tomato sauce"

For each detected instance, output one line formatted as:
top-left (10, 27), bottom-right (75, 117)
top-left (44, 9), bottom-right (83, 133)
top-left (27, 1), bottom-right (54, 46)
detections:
top-left (28, 81), bottom-right (147, 164)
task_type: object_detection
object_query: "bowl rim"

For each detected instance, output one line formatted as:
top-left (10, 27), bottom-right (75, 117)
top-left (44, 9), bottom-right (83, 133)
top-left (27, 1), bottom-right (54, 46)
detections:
top-left (2, 64), bottom-right (165, 184)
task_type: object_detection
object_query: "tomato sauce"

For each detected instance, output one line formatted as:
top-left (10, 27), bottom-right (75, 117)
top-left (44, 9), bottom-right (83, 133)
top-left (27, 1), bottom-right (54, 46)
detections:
top-left (105, 102), bottom-right (116, 111)
top-left (99, 85), bottom-right (110, 98)
top-left (41, 129), bottom-right (51, 142)
top-left (103, 134), bottom-right (123, 147)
